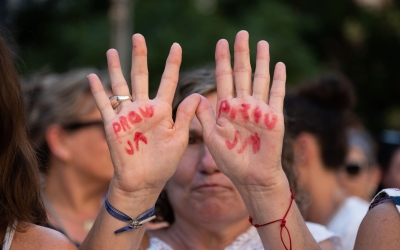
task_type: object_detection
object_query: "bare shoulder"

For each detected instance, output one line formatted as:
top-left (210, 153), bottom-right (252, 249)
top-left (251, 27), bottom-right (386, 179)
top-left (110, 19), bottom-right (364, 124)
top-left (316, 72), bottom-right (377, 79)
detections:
top-left (354, 201), bottom-right (400, 250)
top-left (11, 222), bottom-right (77, 250)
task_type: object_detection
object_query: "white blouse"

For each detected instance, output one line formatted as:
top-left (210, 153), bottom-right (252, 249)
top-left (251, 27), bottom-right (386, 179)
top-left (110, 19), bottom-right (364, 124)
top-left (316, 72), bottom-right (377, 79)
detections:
top-left (2, 221), bottom-right (16, 250)
top-left (147, 221), bottom-right (342, 250)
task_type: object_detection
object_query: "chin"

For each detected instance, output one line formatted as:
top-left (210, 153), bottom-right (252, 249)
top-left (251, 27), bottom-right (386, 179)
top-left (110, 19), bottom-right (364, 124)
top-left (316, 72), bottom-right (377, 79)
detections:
top-left (194, 198), bottom-right (246, 221)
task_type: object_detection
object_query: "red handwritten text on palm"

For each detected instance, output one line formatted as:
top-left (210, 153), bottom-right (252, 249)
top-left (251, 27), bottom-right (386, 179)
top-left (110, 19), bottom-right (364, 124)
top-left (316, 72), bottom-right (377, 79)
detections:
top-left (112, 105), bottom-right (154, 155)
top-left (220, 100), bottom-right (277, 154)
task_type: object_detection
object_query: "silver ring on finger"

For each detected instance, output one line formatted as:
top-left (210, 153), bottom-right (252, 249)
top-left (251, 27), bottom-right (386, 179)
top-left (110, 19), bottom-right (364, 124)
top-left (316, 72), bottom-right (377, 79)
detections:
top-left (109, 95), bottom-right (133, 110)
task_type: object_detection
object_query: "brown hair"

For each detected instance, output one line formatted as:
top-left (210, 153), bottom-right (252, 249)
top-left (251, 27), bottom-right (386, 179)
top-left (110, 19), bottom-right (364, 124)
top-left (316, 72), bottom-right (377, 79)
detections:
top-left (0, 29), bottom-right (47, 236)
top-left (284, 74), bottom-right (356, 170)
top-left (154, 67), bottom-right (307, 223)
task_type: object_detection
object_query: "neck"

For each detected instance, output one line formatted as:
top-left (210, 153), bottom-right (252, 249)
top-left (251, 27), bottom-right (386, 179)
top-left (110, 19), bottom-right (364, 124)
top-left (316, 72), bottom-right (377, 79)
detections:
top-left (44, 159), bottom-right (108, 216)
top-left (305, 167), bottom-right (347, 225)
top-left (165, 215), bottom-right (251, 250)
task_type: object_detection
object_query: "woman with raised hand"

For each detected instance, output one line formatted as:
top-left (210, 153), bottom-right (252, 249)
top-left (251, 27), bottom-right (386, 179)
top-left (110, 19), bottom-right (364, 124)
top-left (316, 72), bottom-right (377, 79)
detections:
top-left (81, 34), bottom-right (202, 250)
top-left (144, 66), bottom-right (341, 250)
top-left (82, 30), bottom-right (320, 249)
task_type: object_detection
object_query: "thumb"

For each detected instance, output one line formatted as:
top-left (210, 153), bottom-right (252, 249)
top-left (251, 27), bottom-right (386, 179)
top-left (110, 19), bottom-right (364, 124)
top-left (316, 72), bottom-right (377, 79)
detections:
top-left (195, 95), bottom-right (216, 136)
top-left (175, 93), bottom-right (202, 135)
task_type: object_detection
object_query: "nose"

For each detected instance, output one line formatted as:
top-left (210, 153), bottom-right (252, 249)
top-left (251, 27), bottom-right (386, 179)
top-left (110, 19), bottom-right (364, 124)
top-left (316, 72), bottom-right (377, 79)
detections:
top-left (198, 144), bottom-right (220, 175)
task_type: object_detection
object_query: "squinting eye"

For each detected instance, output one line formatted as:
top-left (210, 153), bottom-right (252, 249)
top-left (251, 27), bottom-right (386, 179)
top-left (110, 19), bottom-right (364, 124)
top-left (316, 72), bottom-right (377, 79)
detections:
top-left (188, 137), bottom-right (196, 145)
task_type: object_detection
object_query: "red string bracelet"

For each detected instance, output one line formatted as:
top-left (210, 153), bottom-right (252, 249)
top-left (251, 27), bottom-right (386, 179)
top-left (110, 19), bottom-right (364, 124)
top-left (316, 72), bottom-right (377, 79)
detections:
top-left (249, 188), bottom-right (295, 250)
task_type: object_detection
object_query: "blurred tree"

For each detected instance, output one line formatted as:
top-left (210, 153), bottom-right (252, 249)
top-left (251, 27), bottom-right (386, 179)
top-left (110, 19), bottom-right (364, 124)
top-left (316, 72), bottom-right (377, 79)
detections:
top-left (0, 0), bottom-right (7, 27)
top-left (11, 0), bottom-right (110, 73)
top-left (8, 0), bottom-right (400, 134)
top-left (10, 0), bottom-right (319, 89)
top-left (133, 0), bottom-right (319, 93)
top-left (109, 0), bottom-right (133, 78)
top-left (285, 0), bottom-right (400, 135)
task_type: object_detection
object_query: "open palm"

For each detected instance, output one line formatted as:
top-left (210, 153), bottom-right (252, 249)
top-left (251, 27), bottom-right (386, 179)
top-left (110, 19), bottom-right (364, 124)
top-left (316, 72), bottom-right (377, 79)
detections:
top-left (88, 34), bottom-right (200, 195)
top-left (196, 31), bottom-right (286, 188)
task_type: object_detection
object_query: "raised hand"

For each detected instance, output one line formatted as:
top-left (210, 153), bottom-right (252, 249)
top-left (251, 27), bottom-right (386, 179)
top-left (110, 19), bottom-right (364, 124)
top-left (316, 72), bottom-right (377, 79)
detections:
top-left (196, 31), bottom-right (287, 190)
top-left (88, 34), bottom-right (200, 203)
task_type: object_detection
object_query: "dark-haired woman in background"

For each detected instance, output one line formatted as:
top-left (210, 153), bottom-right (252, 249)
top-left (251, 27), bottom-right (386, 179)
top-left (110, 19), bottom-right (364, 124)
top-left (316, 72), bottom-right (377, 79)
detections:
top-left (143, 67), bottom-right (341, 250)
top-left (284, 75), bottom-right (369, 250)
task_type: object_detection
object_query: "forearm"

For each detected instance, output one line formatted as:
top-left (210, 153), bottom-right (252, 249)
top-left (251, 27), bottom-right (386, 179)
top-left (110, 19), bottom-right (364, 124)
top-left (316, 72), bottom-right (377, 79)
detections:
top-left (80, 184), bottom-right (159, 250)
top-left (236, 170), bottom-right (320, 250)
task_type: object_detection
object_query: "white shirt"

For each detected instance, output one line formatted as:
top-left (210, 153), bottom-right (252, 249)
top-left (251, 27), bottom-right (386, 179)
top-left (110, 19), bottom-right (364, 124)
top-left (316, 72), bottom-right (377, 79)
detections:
top-left (147, 221), bottom-right (341, 250)
top-left (2, 221), bottom-right (16, 250)
top-left (327, 196), bottom-right (369, 250)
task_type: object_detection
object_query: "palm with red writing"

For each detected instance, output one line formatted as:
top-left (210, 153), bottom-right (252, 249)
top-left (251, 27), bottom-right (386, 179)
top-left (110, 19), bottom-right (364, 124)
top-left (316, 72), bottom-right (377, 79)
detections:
top-left (196, 31), bottom-right (287, 191)
top-left (88, 34), bottom-right (200, 203)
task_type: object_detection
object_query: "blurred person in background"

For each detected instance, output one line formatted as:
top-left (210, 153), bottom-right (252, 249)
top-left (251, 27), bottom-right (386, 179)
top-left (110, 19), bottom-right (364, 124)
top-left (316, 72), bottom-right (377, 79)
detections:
top-left (23, 69), bottom-right (114, 246)
top-left (141, 67), bottom-right (341, 250)
top-left (338, 127), bottom-right (381, 201)
top-left (284, 75), bottom-right (369, 250)
top-left (377, 130), bottom-right (400, 190)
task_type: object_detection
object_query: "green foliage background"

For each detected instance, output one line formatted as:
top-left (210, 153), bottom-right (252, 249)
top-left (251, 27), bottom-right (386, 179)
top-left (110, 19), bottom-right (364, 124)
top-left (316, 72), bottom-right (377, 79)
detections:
top-left (8, 0), bottom-right (400, 136)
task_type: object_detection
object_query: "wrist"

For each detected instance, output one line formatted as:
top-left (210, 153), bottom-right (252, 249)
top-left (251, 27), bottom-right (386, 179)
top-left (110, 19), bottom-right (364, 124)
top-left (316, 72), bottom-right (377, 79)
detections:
top-left (234, 168), bottom-right (290, 200)
top-left (107, 180), bottom-right (161, 219)
top-left (234, 170), bottom-right (293, 221)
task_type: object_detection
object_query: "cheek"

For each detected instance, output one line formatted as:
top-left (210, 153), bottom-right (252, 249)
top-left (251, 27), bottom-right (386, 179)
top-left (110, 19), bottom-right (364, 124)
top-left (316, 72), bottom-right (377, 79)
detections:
top-left (168, 152), bottom-right (199, 188)
top-left (294, 165), bottom-right (307, 188)
top-left (83, 133), bottom-right (108, 153)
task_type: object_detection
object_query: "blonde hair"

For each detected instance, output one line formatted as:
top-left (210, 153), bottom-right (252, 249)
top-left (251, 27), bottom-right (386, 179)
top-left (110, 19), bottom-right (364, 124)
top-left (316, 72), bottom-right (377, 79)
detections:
top-left (22, 68), bottom-right (111, 173)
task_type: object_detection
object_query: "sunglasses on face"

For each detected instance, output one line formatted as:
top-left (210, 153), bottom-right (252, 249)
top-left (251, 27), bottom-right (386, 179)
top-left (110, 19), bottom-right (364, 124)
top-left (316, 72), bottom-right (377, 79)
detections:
top-left (63, 120), bottom-right (105, 137)
top-left (345, 163), bottom-right (365, 176)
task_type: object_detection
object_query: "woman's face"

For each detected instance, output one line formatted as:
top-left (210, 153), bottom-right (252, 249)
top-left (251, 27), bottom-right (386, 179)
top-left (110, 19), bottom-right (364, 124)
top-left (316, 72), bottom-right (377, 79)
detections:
top-left (64, 95), bottom-right (114, 185)
top-left (383, 148), bottom-right (400, 189)
top-left (338, 146), bottom-right (371, 200)
top-left (165, 92), bottom-right (248, 223)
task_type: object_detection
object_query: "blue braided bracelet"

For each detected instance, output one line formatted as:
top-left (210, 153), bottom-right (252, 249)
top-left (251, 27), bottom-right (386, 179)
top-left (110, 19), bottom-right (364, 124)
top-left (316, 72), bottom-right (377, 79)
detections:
top-left (104, 196), bottom-right (156, 235)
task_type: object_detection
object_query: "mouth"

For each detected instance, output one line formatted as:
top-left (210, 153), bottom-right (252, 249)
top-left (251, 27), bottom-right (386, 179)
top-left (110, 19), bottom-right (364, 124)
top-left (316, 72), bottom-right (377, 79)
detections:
top-left (192, 184), bottom-right (229, 192)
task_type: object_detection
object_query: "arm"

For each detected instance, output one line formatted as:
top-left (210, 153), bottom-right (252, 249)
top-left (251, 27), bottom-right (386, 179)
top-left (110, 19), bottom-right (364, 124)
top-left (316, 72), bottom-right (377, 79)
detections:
top-left (354, 201), bottom-right (400, 250)
top-left (319, 239), bottom-right (337, 250)
top-left (80, 34), bottom-right (200, 250)
top-left (195, 30), bottom-right (320, 250)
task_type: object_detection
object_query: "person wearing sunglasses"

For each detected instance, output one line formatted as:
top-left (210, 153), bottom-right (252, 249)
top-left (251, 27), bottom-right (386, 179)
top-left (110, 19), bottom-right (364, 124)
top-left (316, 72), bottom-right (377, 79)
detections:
top-left (23, 68), bottom-right (114, 246)
top-left (338, 127), bottom-right (381, 202)
top-left (377, 130), bottom-right (400, 190)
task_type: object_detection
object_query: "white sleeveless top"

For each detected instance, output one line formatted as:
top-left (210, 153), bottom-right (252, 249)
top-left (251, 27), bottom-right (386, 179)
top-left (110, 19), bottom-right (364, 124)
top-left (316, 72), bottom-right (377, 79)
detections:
top-left (2, 221), bottom-right (16, 250)
top-left (147, 221), bottom-right (342, 250)
top-left (370, 188), bottom-right (400, 212)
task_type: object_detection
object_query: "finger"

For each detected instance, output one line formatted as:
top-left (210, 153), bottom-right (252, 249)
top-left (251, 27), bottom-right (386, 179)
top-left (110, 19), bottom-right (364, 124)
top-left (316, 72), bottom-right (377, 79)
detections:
top-left (88, 74), bottom-right (115, 124)
top-left (175, 94), bottom-right (202, 138)
top-left (131, 34), bottom-right (149, 101)
top-left (107, 49), bottom-right (132, 108)
top-left (215, 39), bottom-right (233, 100)
top-left (269, 62), bottom-right (286, 112)
top-left (252, 41), bottom-right (270, 102)
top-left (195, 95), bottom-right (216, 137)
top-left (156, 43), bottom-right (182, 104)
top-left (233, 30), bottom-right (252, 98)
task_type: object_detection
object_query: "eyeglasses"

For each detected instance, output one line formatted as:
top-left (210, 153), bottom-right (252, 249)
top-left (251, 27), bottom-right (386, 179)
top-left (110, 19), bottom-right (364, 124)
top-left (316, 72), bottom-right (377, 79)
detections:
top-left (345, 163), bottom-right (365, 176)
top-left (63, 120), bottom-right (105, 137)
